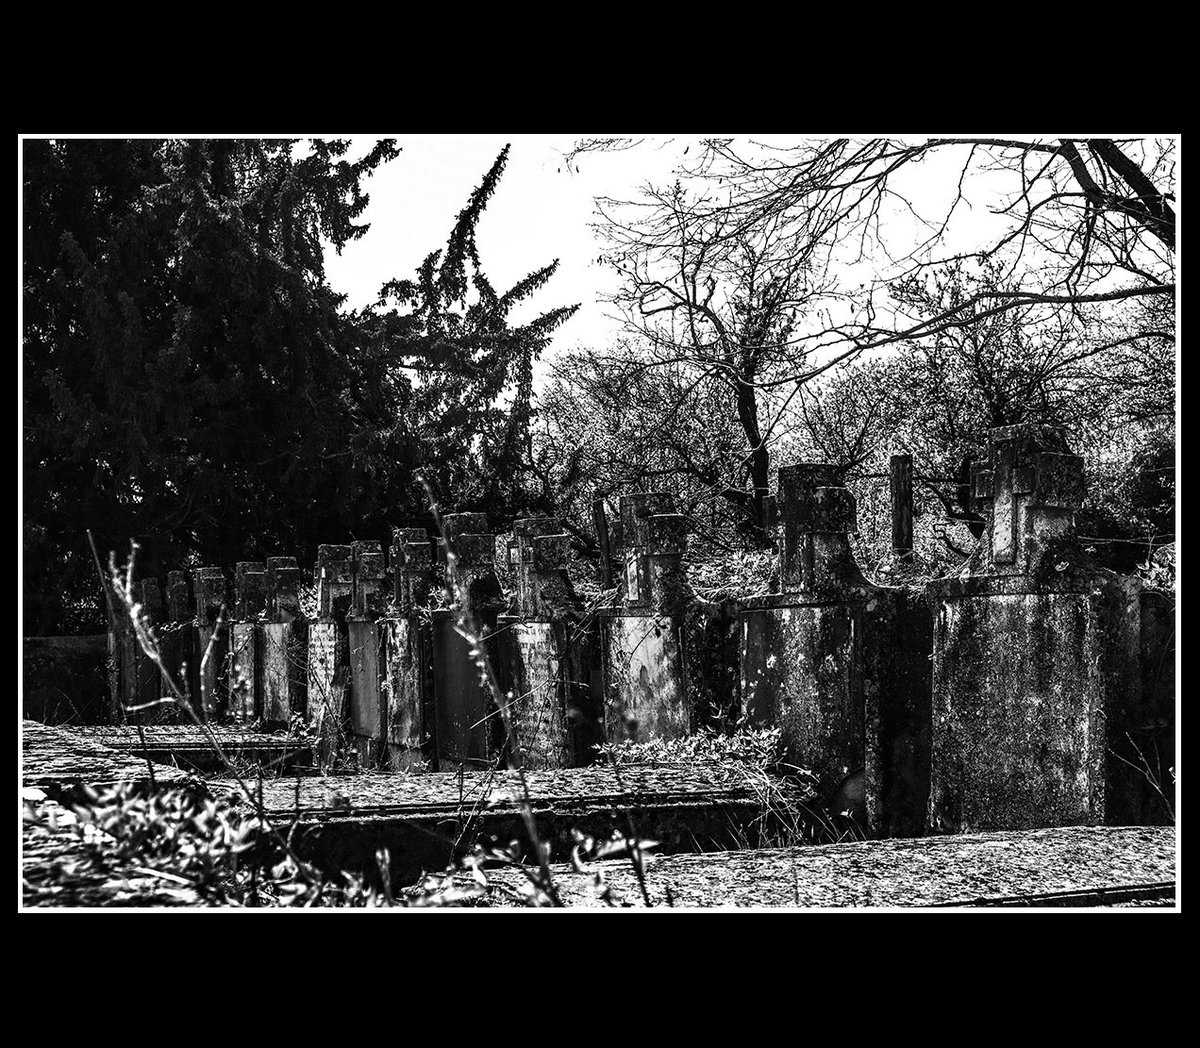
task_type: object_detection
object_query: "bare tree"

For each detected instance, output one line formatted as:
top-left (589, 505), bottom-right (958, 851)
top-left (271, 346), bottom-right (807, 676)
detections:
top-left (534, 345), bottom-right (751, 550)
top-left (571, 135), bottom-right (1176, 369)
top-left (587, 177), bottom-right (851, 535)
top-left (794, 260), bottom-right (1175, 571)
top-left (556, 135), bottom-right (1175, 560)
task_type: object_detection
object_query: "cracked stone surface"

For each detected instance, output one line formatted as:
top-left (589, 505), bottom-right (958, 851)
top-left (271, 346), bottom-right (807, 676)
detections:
top-left (206, 763), bottom-right (790, 819)
top-left (22, 720), bottom-right (193, 792)
top-left (21, 718), bottom-right (1176, 908)
top-left (480, 825), bottom-right (1176, 907)
top-left (74, 725), bottom-right (308, 758)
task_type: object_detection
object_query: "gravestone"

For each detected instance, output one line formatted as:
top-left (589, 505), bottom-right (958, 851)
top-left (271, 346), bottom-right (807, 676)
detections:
top-left (106, 577), bottom-right (137, 724)
top-left (348, 540), bottom-right (386, 766)
top-left (261, 556), bottom-right (307, 729)
top-left (431, 513), bottom-right (505, 768)
top-left (190, 567), bottom-right (228, 722)
top-left (309, 545), bottom-right (353, 768)
top-left (228, 562), bottom-right (266, 723)
top-left (156, 570), bottom-right (192, 722)
top-left (927, 424), bottom-right (1169, 831)
top-left (499, 517), bottom-right (586, 768)
top-left (600, 493), bottom-right (693, 745)
top-left (739, 464), bottom-right (931, 833)
top-left (382, 528), bottom-right (434, 771)
top-left (134, 578), bottom-right (165, 722)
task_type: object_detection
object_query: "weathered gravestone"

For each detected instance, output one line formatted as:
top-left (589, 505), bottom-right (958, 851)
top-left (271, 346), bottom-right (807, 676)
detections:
top-left (927, 423), bottom-right (1173, 832)
top-left (106, 579), bottom-right (137, 724)
top-left (107, 573), bottom-right (186, 724)
top-left (496, 517), bottom-right (594, 768)
top-left (261, 556), bottom-right (307, 729)
top-left (739, 464), bottom-right (932, 835)
top-left (156, 570), bottom-right (193, 721)
top-left (348, 540), bottom-right (386, 766)
top-left (228, 562), bottom-right (267, 723)
top-left (600, 493), bottom-right (693, 745)
top-left (382, 528), bottom-right (435, 771)
top-left (134, 578), bottom-right (165, 721)
top-left (22, 635), bottom-right (109, 725)
top-left (431, 514), bottom-right (506, 768)
top-left (309, 545), bottom-right (353, 768)
top-left (190, 567), bottom-right (228, 722)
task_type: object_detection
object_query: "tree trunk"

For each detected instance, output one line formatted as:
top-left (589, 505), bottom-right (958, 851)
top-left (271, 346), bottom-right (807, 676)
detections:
top-left (733, 377), bottom-right (770, 536)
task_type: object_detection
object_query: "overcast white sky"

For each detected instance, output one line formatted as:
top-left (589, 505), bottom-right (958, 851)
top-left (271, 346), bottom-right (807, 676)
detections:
top-left (322, 134), bottom-right (686, 356)
top-left (321, 134), bottom-right (1019, 383)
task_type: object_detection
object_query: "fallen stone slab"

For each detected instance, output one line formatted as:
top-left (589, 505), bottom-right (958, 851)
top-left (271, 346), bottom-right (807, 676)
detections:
top-left (479, 825), bottom-right (1176, 907)
top-left (22, 720), bottom-right (195, 800)
top-left (72, 725), bottom-right (312, 773)
top-left (208, 764), bottom-right (806, 885)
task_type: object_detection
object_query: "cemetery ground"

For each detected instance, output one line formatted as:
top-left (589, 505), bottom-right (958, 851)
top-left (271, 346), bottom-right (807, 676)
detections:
top-left (21, 719), bottom-right (1176, 909)
top-left (20, 445), bottom-right (1178, 910)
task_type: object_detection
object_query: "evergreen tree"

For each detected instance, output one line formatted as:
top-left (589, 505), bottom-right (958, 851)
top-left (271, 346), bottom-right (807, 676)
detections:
top-left (24, 138), bottom-right (405, 632)
top-left (371, 144), bottom-right (578, 516)
top-left (24, 139), bottom-right (577, 634)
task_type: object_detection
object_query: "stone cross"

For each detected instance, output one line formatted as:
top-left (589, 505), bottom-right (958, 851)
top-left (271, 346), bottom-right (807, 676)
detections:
top-left (351, 540), bottom-right (386, 619)
top-left (140, 578), bottom-right (163, 621)
top-left (234, 562), bottom-right (267, 620)
top-left (512, 517), bottom-right (570, 619)
top-left (192, 567), bottom-right (228, 626)
top-left (618, 493), bottom-right (687, 611)
top-left (391, 527), bottom-right (431, 613)
top-left (440, 513), bottom-right (495, 594)
top-left (166, 570), bottom-right (192, 623)
top-left (776, 464), bottom-right (858, 595)
top-left (266, 556), bottom-right (304, 621)
top-left (316, 544), bottom-right (354, 622)
top-left (970, 424), bottom-right (1086, 575)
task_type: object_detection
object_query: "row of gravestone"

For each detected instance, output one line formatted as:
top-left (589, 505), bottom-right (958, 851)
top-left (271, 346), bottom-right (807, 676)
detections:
top-left (107, 423), bottom-right (1175, 835)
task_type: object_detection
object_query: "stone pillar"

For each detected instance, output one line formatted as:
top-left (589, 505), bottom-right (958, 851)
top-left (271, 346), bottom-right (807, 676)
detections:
top-left (191, 567), bottom-right (228, 722)
top-left (502, 518), bottom-right (583, 768)
top-left (309, 544), bottom-right (353, 768)
top-left (228, 562), bottom-right (267, 723)
top-left (890, 453), bottom-right (914, 562)
top-left (927, 424), bottom-right (1159, 832)
top-left (348, 540), bottom-right (387, 767)
top-left (383, 528), bottom-right (434, 771)
top-left (135, 578), bottom-right (165, 722)
top-left (261, 556), bottom-right (307, 729)
top-left (156, 570), bottom-right (192, 722)
top-left (737, 464), bottom-right (932, 832)
top-left (600, 493), bottom-right (693, 745)
top-left (106, 575), bottom-right (137, 724)
top-left (1137, 588), bottom-right (1176, 823)
top-left (431, 513), bottom-right (505, 768)
top-left (740, 466), bottom-right (868, 800)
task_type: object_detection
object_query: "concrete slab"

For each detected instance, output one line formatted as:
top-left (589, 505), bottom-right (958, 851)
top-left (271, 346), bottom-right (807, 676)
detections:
top-left (73, 724), bottom-right (312, 772)
top-left (479, 825), bottom-right (1176, 907)
top-left (208, 764), bottom-right (807, 884)
top-left (22, 720), bottom-right (193, 797)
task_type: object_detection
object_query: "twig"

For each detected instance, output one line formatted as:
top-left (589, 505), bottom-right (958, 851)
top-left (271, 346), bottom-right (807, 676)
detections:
top-left (418, 475), bottom-right (562, 906)
top-left (101, 540), bottom-right (321, 892)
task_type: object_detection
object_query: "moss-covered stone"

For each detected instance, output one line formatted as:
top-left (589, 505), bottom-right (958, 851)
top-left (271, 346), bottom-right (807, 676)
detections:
top-left (928, 423), bottom-right (1172, 832)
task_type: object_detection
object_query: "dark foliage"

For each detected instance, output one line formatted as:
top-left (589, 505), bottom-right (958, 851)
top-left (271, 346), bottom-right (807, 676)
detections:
top-left (24, 139), bottom-right (576, 633)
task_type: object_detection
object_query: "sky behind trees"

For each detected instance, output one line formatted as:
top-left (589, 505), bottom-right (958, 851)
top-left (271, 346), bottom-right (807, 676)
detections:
top-left (320, 133), bottom-right (650, 362)
top-left (18, 134), bottom-right (1176, 635)
top-left (318, 133), bottom-right (1074, 381)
